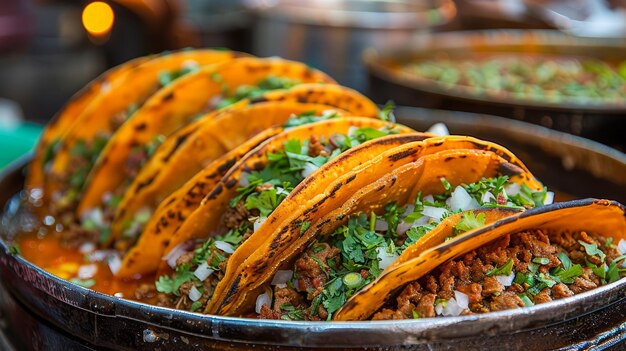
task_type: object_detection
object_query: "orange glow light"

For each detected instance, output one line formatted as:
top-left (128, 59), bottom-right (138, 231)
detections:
top-left (82, 1), bottom-right (115, 36)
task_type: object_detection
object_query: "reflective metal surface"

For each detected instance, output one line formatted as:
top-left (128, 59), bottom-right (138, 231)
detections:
top-left (1, 109), bottom-right (626, 350)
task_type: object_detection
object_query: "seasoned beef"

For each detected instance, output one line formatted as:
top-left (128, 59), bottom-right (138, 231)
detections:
top-left (295, 243), bottom-right (340, 291)
top-left (373, 229), bottom-right (623, 319)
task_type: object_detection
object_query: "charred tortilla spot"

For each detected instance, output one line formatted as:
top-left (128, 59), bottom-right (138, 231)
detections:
top-left (390, 175), bottom-right (397, 186)
top-left (134, 123), bottom-right (147, 132)
top-left (444, 156), bottom-right (455, 162)
top-left (316, 218), bottom-right (330, 228)
top-left (345, 174), bottom-right (357, 184)
top-left (329, 182), bottom-right (343, 197)
top-left (163, 133), bottom-right (193, 162)
top-left (207, 184), bottom-right (223, 200)
top-left (162, 92), bottom-right (174, 101)
top-left (499, 162), bottom-right (523, 176)
top-left (388, 148), bottom-right (418, 161)
top-left (225, 178), bottom-right (237, 189)
top-left (218, 158), bottom-right (237, 173)
top-left (135, 174), bottom-right (157, 192)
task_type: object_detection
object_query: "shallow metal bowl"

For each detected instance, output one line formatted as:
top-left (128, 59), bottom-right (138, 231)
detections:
top-left (364, 30), bottom-right (626, 150)
top-left (1, 108), bottom-right (625, 350)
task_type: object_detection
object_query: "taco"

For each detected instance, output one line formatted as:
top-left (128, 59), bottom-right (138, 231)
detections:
top-left (336, 199), bottom-right (626, 320)
top-left (209, 138), bottom-right (546, 318)
top-left (44, 49), bottom-right (239, 218)
top-left (147, 117), bottom-right (415, 312)
top-left (112, 103), bottom-right (348, 273)
top-left (111, 83), bottom-right (380, 250)
top-left (75, 58), bottom-right (337, 240)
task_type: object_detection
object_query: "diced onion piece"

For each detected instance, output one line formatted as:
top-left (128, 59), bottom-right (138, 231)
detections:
top-left (301, 162), bottom-right (319, 178)
top-left (108, 254), bottom-right (122, 275)
top-left (375, 219), bottom-right (389, 232)
top-left (423, 195), bottom-right (435, 203)
top-left (271, 270), bottom-right (293, 285)
top-left (481, 191), bottom-right (496, 204)
top-left (446, 186), bottom-right (480, 212)
top-left (114, 292), bottom-right (124, 298)
top-left (618, 239), bottom-right (626, 255)
top-left (239, 172), bottom-right (250, 187)
top-left (495, 272), bottom-right (515, 287)
top-left (422, 206), bottom-right (448, 220)
top-left (427, 122), bottom-right (450, 136)
top-left (79, 242), bottom-right (96, 254)
top-left (276, 187), bottom-right (290, 196)
top-left (87, 249), bottom-right (117, 262)
top-left (255, 292), bottom-right (271, 314)
top-left (435, 302), bottom-right (445, 316)
top-left (276, 283), bottom-right (287, 289)
top-left (396, 221), bottom-right (413, 235)
top-left (442, 298), bottom-right (464, 317)
top-left (78, 264), bottom-right (98, 279)
top-left (253, 216), bottom-right (267, 233)
top-left (188, 285), bottom-right (202, 302)
top-left (454, 290), bottom-right (469, 309)
top-left (402, 204), bottom-right (415, 216)
top-left (81, 208), bottom-right (105, 227)
top-left (543, 191), bottom-right (555, 205)
top-left (214, 241), bottom-right (234, 254)
top-left (163, 242), bottom-right (190, 269)
top-left (377, 247), bottom-right (399, 270)
top-left (194, 262), bottom-right (215, 282)
top-left (505, 183), bottom-right (520, 197)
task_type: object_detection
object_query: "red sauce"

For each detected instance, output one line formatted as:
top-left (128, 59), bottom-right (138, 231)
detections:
top-left (17, 231), bottom-right (153, 300)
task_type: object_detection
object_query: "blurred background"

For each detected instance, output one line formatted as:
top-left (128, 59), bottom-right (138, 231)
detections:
top-left (0, 0), bottom-right (625, 169)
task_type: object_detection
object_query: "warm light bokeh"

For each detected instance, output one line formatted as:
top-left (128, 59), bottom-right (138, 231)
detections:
top-left (82, 1), bottom-right (115, 36)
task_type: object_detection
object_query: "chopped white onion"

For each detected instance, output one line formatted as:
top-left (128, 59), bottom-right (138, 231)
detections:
top-left (78, 264), bottom-right (98, 279)
top-left (114, 292), bottom-right (124, 298)
top-left (108, 254), bottom-right (122, 275)
top-left (454, 290), bottom-right (469, 309)
top-left (87, 249), bottom-right (117, 262)
top-left (441, 298), bottom-right (464, 317)
top-left (276, 187), bottom-right (290, 196)
top-left (215, 241), bottom-right (235, 254)
top-left (495, 272), bottom-right (515, 287)
top-left (446, 186), bottom-right (480, 212)
top-left (253, 216), bottom-right (267, 233)
top-left (504, 183), bottom-right (520, 197)
top-left (375, 219), bottom-right (389, 232)
top-left (402, 205), bottom-right (415, 216)
top-left (481, 191), bottom-right (496, 204)
top-left (276, 283), bottom-right (287, 289)
top-left (618, 239), bottom-right (626, 255)
top-left (188, 285), bottom-right (202, 302)
top-left (543, 191), bottom-right (555, 205)
top-left (194, 262), bottom-right (215, 282)
top-left (422, 206), bottom-right (448, 220)
top-left (423, 195), bottom-right (435, 203)
top-left (79, 242), bottom-right (96, 254)
top-left (396, 221), bottom-right (413, 235)
top-left (80, 208), bottom-right (105, 227)
top-left (377, 247), bottom-right (399, 270)
top-left (435, 302), bottom-right (445, 315)
top-left (427, 122), bottom-right (450, 136)
top-left (347, 126), bottom-right (359, 136)
top-left (301, 162), bottom-right (319, 178)
top-left (163, 242), bottom-right (190, 269)
top-left (271, 270), bottom-right (293, 285)
top-left (412, 215), bottom-right (430, 227)
top-left (239, 172), bottom-right (250, 187)
top-left (255, 292), bottom-right (271, 314)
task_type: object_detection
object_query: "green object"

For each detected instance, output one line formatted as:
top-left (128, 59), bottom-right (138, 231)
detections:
top-left (0, 122), bottom-right (42, 170)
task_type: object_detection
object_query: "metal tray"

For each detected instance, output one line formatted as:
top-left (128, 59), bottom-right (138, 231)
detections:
top-left (1, 108), bottom-right (625, 350)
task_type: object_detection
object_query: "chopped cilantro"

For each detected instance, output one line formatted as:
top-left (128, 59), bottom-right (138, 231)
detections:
top-left (378, 101), bottom-right (395, 122)
top-left (578, 240), bottom-right (606, 261)
top-left (486, 258), bottom-right (514, 276)
top-left (300, 221), bottom-right (311, 235)
top-left (191, 301), bottom-right (203, 312)
top-left (453, 211), bottom-right (486, 235)
top-left (155, 264), bottom-right (195, 295)
top-left (8, 244), bottom-right (20, 256)
top-left (557, 252), bottom-right (572, 270)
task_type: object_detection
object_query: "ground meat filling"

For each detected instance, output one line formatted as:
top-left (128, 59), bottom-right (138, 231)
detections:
top-left (372, 230), bottom-right (625, 320)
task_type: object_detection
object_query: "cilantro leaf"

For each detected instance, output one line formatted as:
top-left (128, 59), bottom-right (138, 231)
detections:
top-left (578, 240), bottom-right (606, 261)
top-left (454, 211), bottom-right (486, 235)
top-left (486, 258), bottom-right (514, 276)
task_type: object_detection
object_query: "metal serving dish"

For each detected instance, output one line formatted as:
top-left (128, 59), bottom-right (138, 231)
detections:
top-left (1, 108), bottom-right (626, 350)
top-left (364, 30), bottom-right (626, 150)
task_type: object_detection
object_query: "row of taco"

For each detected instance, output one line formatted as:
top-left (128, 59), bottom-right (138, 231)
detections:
top-left (26, 49), bottom-right (626, 321)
